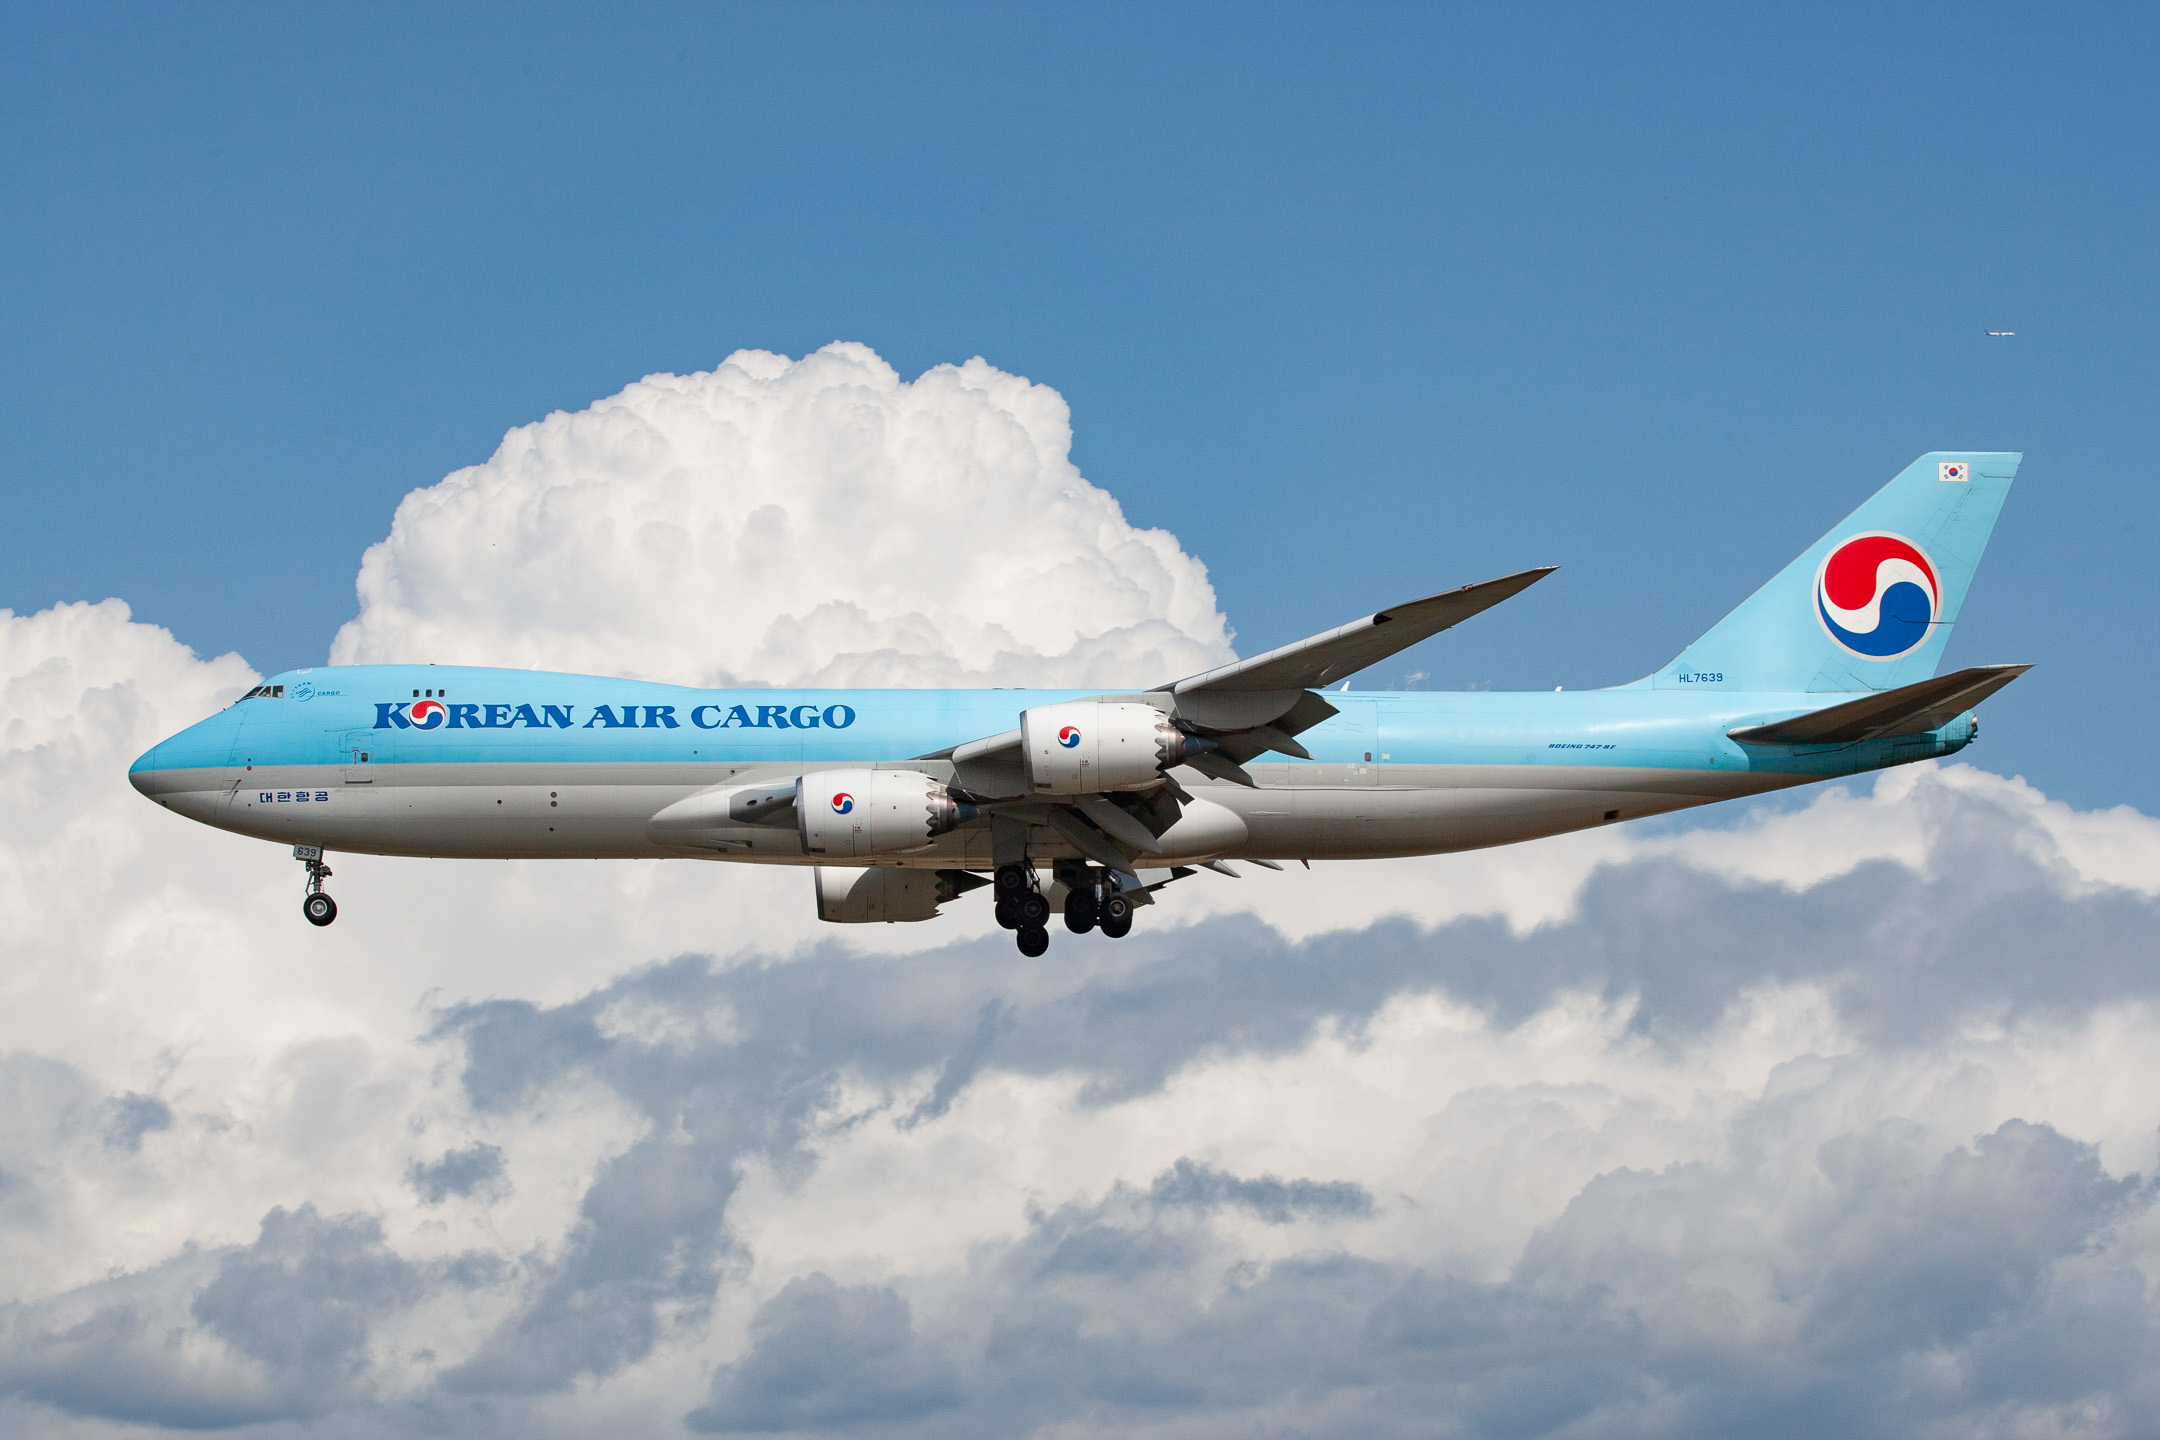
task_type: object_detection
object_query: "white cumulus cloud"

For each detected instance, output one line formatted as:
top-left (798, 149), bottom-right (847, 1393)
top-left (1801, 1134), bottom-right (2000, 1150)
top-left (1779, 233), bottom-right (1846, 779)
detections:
top-left (329, 343), bottom-right (1233, 689)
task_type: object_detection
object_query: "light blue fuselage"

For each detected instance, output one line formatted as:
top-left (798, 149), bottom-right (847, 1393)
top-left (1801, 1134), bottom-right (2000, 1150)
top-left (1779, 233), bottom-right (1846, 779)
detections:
top-left (128, 664), bottom-right (1974, 866)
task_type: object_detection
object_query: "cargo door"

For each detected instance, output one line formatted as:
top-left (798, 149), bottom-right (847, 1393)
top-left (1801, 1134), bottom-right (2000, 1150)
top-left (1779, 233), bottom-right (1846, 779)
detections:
top-left (340, 730), bottom-right (378, 783)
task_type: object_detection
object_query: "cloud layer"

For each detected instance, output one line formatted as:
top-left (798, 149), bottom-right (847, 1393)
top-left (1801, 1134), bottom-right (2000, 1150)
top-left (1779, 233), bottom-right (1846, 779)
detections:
top-left (6, 347), bottom-right (2159, 1436)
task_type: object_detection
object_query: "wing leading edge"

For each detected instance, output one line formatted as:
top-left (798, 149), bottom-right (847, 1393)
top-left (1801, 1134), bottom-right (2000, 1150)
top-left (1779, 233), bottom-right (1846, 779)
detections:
top-left (917, 565), bottom-right (1556, 767)
top-left (1158, 567), bottom-right (1557, 695)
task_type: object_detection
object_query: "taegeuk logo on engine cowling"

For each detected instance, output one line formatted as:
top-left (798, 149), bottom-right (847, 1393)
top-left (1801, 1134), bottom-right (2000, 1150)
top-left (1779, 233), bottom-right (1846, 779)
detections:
top-left (830, 792), bottom-right (854, 815)
top-left (1815, 532), bottom-right (1939, 660)
top-left (1057, 725), bottom-right (1082, 748)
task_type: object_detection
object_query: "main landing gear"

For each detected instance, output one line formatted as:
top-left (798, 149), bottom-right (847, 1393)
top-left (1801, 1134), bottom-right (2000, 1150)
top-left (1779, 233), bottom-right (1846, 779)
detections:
top-left (1099, 891), bottom-right (1134, 939)
top-left (296, 845), bottom-right (337, 927)
top-left (992, 863), bottom-right (1051, 955)
top-left (993, 863), bottom-right (1132, 953)
top-left (1063, 885), bottom-right (1097, 934)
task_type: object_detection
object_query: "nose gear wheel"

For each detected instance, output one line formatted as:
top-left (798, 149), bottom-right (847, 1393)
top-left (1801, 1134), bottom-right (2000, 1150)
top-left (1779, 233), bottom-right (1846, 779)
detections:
top-left (295, 846), bottom-right (337, 927)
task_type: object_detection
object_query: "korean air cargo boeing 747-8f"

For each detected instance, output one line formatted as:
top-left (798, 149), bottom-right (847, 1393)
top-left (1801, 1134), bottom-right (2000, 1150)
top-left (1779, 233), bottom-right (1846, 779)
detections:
top-left (132, 453), bottom-right (2028, 957)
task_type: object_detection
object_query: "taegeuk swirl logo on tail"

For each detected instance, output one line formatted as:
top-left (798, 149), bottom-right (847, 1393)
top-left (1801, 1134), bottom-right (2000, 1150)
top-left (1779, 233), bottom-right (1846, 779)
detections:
top-left (1815, 532), bottom-right (1939, 660)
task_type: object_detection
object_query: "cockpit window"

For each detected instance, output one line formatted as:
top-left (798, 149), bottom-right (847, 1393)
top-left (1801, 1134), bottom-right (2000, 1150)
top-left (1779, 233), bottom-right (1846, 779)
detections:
top-left (239, 684), bottom-right (286, 701)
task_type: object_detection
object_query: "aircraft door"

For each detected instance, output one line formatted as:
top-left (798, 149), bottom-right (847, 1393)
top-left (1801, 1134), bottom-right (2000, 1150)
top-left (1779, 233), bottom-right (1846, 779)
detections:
top-left (340, 730), bottom-right (378, 783)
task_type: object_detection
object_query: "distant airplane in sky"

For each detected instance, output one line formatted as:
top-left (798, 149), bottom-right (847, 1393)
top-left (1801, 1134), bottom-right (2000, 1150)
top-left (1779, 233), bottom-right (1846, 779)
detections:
top-left (1986, 331), bottom-right (2015, 337)
top-left (132, 454), bottom-right (2026, 957)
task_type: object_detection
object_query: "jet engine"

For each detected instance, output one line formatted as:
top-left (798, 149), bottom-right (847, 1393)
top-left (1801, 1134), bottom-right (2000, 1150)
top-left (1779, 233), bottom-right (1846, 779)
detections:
top-left (814, 866), bottom-right (987, 923)
top-left (1019, 701), bottom-right (1209, 794)
top-left (797, 768), bottom-right (973, 858)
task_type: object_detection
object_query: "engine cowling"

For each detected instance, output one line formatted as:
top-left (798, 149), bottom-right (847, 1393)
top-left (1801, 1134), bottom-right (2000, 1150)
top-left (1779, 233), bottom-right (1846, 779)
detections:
top-left (814, 866), bottom-right (985, 923)
top-left (1019, 701), bottom-right (1202, 794)
top-left (797, 769), bottom-right (970, 858)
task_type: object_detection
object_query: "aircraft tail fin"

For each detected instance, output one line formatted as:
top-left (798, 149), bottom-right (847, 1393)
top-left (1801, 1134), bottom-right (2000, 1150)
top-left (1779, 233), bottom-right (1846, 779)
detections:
top-left (1650, 452), bottom-right (2020, 693)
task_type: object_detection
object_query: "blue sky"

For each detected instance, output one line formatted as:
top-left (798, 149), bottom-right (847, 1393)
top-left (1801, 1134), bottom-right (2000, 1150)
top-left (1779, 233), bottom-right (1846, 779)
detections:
top-left (7, 4), bottom-right (2155, 807)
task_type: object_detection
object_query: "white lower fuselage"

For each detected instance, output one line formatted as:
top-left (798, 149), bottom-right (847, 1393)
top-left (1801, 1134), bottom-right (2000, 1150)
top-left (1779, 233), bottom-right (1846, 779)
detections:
top-left (149, 758), bottom-right (1798, 864)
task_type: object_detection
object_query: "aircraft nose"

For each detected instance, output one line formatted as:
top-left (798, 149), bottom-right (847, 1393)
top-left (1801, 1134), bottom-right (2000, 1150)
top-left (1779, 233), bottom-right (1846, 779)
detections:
top-left (128, 742), bottom-right (163, 798)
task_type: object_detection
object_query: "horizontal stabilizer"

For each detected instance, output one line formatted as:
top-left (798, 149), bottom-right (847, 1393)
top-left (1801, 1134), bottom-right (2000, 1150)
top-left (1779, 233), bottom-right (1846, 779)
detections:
top-left (1160, 567), bottom-right (1555, 695)
top-left (1728, 664), bottom-right (2031, 746)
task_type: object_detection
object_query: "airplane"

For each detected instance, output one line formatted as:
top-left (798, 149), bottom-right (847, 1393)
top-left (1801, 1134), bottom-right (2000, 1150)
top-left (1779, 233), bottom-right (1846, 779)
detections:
top-left (130, 453), bottom-right (2027, 957)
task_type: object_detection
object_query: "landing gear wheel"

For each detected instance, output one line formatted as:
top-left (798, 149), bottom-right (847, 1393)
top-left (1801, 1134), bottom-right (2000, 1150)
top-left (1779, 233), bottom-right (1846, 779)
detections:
top-left (994, 895), bottom-right (1022, 930)
top-left (1015, 925), bottom-right (1050, 958)
top-left (994, 864), bottom-right (1031, 897)
top-left (1099, 892), bottom-right (1133, 939)
top-left (1064, 890), bottom-right (1099, 934)
top-left (295, 847), bottom-right (336, 926)
top-left (1017, 891), bottom-right (1051, 927)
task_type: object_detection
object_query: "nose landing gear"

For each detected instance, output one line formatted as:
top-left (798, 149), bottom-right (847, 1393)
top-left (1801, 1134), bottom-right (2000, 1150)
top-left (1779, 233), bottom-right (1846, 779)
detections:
top-left (295, 845), bottom-right (337, 927)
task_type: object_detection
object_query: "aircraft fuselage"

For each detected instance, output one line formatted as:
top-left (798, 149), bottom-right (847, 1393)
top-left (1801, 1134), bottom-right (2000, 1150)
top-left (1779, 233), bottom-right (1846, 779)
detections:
top-left (128, 664), bottom-right (1974, 867)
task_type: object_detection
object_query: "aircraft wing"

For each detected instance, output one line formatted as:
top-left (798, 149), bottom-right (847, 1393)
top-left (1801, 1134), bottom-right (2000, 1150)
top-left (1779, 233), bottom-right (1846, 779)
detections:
top-left (1159, 567), bottom-right (1557, 696)
top-left (921, 566), bottom-right (1555, 821)
top-left (1727, 664), bottom-right (2032, 746)
top-left (922, 567), bottom-right (1552, 762)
